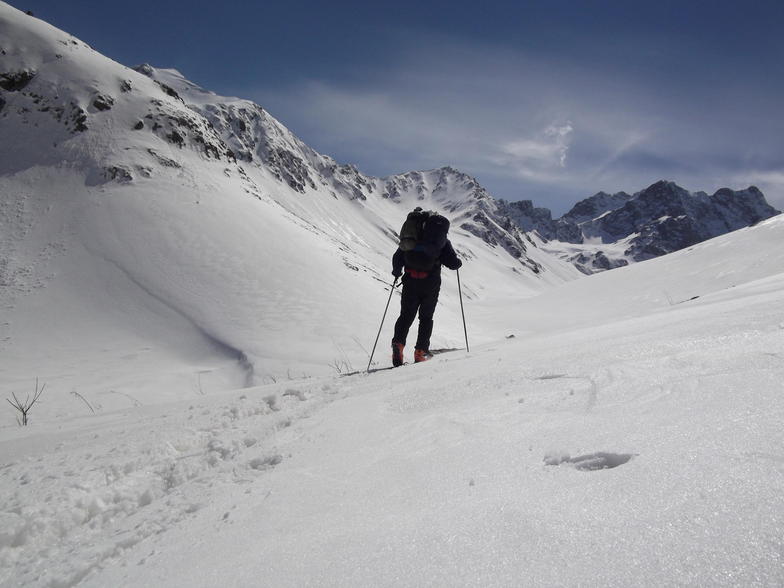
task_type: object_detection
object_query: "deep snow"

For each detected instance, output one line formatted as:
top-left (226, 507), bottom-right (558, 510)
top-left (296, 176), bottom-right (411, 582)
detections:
top-left (2, 216), bottom-right (783, 587)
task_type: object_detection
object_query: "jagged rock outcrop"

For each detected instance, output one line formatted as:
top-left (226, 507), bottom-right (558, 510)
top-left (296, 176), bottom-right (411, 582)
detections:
top-left (376, 167), bottom-right (541, 270)
top-left (497, 199), bottom-right (558, 239)
top-left (583, 181), bottom-right (779, 261)
top-left (501, 181), bottom-right (780, 273)
top-left (561, 191), bottom-right (632, 225)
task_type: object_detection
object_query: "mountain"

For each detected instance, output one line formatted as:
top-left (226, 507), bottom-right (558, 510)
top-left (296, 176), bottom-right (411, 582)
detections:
top-left (3, 6), bottom-right (784, 586)
top-left (501, 181), bottom-right (780, 273)
top-left (560, 190), bottom-right (634, 225)
top-left (136, 66), bottom-right (552, 275)
top-left (0, 3), bottom-right (579, 409)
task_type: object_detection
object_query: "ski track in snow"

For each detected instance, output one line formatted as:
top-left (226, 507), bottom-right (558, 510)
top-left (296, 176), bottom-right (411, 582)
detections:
top-left (2, 274), bottom-right (782, 587)
top-left (0, 378), bottom-right (338, 588)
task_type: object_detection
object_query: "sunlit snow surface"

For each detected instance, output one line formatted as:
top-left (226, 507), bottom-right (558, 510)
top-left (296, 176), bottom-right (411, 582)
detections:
top-left (2, 217), bottom-right (783, 587)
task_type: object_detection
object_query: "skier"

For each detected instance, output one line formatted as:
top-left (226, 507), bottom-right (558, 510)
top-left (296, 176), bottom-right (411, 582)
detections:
top-left (391, 209), bottom-right (462, 366)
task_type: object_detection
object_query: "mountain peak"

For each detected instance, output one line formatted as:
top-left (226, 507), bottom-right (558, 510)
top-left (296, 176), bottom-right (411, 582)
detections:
top-left (639, 179), bottom-right (688, 197)
top-left (133, 63), bottom-right (155, 77)
top-left (648, 179), bottom-right (680, 189)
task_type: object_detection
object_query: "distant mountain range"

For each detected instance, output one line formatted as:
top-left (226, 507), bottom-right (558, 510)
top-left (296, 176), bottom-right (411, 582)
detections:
top-left (138, 58), bottom-right (781, 276)
top-left (499, 181), bottom-right (780, 273)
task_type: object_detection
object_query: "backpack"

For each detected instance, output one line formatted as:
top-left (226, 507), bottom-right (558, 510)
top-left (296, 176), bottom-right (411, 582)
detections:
top-left (398, 207), bottom-right (450, 271)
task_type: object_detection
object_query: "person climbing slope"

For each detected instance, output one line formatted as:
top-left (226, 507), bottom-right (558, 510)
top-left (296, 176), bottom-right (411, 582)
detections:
top-left (391, 207), bottom-right (462, 366)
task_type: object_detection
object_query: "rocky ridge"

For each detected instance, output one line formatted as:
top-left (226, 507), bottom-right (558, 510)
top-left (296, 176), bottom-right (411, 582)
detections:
top-left (500, 181), bottom-right (780, 273)
top-left (137, 67), bottom-right (543, 273)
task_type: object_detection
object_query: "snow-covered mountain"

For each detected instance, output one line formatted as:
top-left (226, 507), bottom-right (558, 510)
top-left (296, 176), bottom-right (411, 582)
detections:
top-left (501, 181), bottom-right (780, 273)
top-left (137, 65), bottom-right (551, 275)
top-left (0, 3), bottom-right (580, 411)
top-left (3, 4), bottom-right (784, 586)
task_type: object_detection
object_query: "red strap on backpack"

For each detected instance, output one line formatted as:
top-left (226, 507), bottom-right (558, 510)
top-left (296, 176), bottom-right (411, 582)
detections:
top-left (406, 269), bottom-right (429, 279)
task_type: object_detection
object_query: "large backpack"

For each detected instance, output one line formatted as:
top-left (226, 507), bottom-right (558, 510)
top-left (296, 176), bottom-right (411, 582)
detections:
top-left (398, 207), bottom-right (450, 271)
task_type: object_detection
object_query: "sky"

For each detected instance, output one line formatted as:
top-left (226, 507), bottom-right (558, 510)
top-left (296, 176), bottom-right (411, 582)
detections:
top-left (11, 0), bottom-right (784, 214)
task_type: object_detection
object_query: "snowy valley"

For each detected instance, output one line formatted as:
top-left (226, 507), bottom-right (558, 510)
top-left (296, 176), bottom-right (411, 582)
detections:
top-left (0, 3), bottom-right (579, 414)
top-left (1, 3), bottom-right (783, 587)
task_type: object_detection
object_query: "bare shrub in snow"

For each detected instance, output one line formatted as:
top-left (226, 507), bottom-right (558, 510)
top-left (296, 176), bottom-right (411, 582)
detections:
top-left (6, 378), bottom-right (45, 426)
top-left (70, 390), bottom-right (96, 414)
top-left (329, 358), bottom-right (353, 374)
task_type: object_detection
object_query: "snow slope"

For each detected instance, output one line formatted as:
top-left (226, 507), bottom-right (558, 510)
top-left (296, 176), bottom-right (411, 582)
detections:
top-left (0, 2), bottom-right (579, 420)
top-left (2, 213), bottom-right (783, 588)
top-left (500, 213), bottom-right (784, 335)
top-left (2, 5), bottom-right (783, 585)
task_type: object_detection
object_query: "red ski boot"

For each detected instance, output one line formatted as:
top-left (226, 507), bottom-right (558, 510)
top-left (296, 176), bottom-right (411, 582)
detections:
top-left (392, 342), bottom-right (405, 367)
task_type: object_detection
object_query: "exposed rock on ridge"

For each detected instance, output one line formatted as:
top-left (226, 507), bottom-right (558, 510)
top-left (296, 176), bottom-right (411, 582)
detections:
top-left (501, 180), bottom-right (780, 273)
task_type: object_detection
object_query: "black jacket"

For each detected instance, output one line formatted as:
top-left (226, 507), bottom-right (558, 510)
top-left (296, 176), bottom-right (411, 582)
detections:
top-left (392, 239), bottom-right (462, 279)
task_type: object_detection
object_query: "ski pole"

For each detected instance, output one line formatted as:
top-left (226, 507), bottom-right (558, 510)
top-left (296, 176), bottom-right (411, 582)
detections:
top-left (367, 277), bottom-right (398, 372)
top-left (457, 268), bottom-right (469, 352)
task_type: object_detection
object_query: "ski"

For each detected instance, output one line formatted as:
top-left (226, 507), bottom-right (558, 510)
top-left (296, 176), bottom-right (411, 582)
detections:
top-left (342, 348), bottom-right (462, 377)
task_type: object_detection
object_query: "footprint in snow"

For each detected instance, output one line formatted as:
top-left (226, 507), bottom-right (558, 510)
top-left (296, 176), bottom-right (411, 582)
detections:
top-left (283, 388), bottom-right (306, 401)
top-left (249, 454), bottom-right (283, 471)
top-left (544, 451), bottom-right (635, 471)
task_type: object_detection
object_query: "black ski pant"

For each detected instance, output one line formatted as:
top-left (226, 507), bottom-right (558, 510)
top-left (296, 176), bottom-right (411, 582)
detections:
top-left (392, 276), bottom-right (441, 351)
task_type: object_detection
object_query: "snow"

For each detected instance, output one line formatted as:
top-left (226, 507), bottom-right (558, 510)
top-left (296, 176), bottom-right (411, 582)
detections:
top-left (2, 4), bottom-right (784, 586)
top-left (2, 215), bottom-right (783, 587)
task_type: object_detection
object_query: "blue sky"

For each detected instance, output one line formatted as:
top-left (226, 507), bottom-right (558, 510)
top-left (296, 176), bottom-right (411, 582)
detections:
top-left (14, 0), bottom-right (784, 214)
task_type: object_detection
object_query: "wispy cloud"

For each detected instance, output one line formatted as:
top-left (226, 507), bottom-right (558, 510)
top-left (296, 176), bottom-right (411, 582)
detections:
top-left (245, 33), bottom-right (784, 214)
top-left (492, 123), bottom-right (574, 180)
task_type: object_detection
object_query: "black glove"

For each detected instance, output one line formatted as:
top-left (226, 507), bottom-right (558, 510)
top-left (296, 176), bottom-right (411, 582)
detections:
top-left (455, 259), bottom-right (463, 270)
top-left (392, 269), bottom-right (402, 278)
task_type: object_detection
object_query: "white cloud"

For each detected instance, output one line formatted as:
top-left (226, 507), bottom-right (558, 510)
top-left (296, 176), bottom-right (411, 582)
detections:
top-left (490, 123), bottom-right (574, 181)
top-left (546, 122), bottom-right (575, 168)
